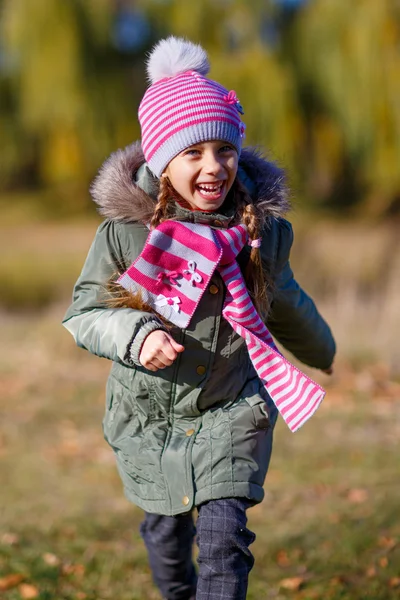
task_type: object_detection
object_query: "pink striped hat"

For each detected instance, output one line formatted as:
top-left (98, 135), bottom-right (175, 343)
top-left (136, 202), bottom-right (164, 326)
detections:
top-left (139, 37), bottom-right (246, 177)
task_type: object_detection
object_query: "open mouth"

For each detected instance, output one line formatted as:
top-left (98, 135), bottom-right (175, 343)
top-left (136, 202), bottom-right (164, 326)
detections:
top-left (195, 181), bottom-right (225, 199)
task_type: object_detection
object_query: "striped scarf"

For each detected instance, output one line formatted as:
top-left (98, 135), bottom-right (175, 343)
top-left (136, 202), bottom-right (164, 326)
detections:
top-left (118, 220), bottom-right (325, 432)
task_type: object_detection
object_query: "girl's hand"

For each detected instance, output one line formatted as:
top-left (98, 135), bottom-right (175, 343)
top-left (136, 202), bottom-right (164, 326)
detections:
top-left (139, 330), bottom-right (185, 371)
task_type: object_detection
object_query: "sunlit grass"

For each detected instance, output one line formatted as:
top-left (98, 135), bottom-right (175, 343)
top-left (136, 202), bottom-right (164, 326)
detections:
top-left (0, 222), bottom-right (99, 310)
top-left (1, 215), bottom-right (399, 597)
top-left (1, 309), bottom-right (399, 599)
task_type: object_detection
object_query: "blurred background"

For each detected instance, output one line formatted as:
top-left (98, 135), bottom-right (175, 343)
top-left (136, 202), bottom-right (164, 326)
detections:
top-left (1, 1), bottom-right (399, 599)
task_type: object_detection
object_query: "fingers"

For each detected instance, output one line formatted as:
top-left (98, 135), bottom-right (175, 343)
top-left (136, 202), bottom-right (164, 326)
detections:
top-left (139, 330), bottom-right (185, 371)
top-left (169, 338), bottom-right (185, 354)
top-left (162, 337), bottom-right (184, 361)
top-left (146, 358), bottom-right (167, 372)
top-left (145, 362), bottom-right (158, 372)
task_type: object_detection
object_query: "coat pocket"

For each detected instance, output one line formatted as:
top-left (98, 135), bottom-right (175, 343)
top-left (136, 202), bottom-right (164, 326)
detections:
top-left (228, 384), bottom-right (274, 488)
top-left (192, 405), bottom-right (233, 494)
top-left (104, 372), bottom-right (168, 501)
top-left (115, 424), bottom-right (167, 501)
top-left (103, 371), bottom-right (140, 447)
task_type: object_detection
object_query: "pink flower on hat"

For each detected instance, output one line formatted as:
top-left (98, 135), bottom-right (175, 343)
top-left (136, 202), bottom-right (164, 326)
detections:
top-left (224, 90), bottom-right (239, 105)
top-left (224, 90), bottom-right (244, 115)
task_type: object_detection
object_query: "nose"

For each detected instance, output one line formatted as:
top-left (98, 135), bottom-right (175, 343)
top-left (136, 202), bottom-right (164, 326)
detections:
top-left (202, 150), bottom-right (224, 175)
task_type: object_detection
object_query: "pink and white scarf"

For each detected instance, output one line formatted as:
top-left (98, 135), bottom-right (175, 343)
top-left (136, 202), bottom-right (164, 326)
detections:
top-left (118, 220), bottom-right (325, 432)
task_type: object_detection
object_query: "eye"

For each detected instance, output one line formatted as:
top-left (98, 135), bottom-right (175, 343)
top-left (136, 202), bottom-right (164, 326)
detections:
top-left (219, 144), bottom-right (236, 153)
top-left (182, 147), bottom-right (201, 157)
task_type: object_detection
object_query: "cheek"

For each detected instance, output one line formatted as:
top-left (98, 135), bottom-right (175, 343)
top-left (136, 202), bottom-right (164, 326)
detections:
top-left (166, 166), bottom-right (186, 192)
top-left (172, 164), bottom-right (192, 185)
top-left (227, 157), bottom-right (239, 173)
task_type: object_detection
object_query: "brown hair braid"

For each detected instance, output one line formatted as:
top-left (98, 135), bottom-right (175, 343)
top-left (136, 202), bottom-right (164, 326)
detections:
top-left (149, 175), bottom-right (177, 229)
top-left (232, 178), bottom-right (272, 317)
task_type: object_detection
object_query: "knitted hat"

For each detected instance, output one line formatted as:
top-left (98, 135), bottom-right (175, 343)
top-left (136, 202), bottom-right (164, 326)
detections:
top-left (138, 37), bottom-right (246, 177)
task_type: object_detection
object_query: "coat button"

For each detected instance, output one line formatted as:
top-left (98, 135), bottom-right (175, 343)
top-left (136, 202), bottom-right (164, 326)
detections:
top-left (209, 284), bottom-right (219, 295)
top-left (196, 365), bottom-right (206, 375)
top-left (186, 428), bottom-right (195, 437)
top-left (182, 496), bottom-right (190, 506)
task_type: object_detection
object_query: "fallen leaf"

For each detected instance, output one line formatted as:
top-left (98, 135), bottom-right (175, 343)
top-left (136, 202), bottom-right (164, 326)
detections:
top-left (76, 593), bottom-right (87, 599)
top-left (389, 577), bottom-right (400, 588)
top-left (61, 563), bottom-right (85, 577)
top-left (0, 574), bottom-right (25, 591)
top-left (378, 536), bottom-right (397, 549)
top-left (42, 552), bottom-right (60, 566)
top-left (379, 557), bottom-right (388, 568)
top-left (366, 566), bottom-right (377, 578)
top-left (279, 576), bottom-right (305, 591)
top-left (276, 550), bottom-right (291, 567)
top-left (1, 533), bottom-right (19, 546)
top-left (347, 488), bottom-right (368, 504)
top-left (18, 583), bottom-right (39, 598)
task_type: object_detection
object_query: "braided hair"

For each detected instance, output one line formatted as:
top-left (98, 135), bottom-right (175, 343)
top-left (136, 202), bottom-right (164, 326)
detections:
top-left (232, 178), bottom-right (272, 317)
top-left (149, 175), bottom-right (177, 229)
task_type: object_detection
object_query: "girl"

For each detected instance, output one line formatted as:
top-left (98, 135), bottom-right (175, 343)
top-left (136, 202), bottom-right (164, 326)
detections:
top-left (63, 37), bottom-right (335, 600)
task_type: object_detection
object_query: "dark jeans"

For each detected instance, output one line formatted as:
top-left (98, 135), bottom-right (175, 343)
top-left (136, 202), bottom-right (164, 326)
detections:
top-left (140, 498), bottom-right (255, 600)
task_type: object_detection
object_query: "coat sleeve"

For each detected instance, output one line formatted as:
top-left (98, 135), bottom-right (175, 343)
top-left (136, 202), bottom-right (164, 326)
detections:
top-left (265, 219), bottom-right (336, 370)
top-left (62, 220), bottom-right (166, 366)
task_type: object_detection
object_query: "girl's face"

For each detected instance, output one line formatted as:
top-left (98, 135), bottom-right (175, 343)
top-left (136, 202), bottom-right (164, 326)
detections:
top-left (163, 140), bottom-right (239, 212)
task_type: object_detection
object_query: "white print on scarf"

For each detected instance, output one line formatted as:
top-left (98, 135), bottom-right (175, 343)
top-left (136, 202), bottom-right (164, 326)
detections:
top-left (154, 294), bottom-right (181, 313)
top-left (183, 261), bottom-right (203, 286)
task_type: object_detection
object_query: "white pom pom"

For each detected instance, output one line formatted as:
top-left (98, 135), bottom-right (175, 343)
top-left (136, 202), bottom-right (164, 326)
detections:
top-left (146, 36), bottom-right (210, 84)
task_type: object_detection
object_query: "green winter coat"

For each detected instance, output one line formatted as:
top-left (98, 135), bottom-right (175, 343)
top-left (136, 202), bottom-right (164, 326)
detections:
top-left (63, 143), bottom-right (335, 516)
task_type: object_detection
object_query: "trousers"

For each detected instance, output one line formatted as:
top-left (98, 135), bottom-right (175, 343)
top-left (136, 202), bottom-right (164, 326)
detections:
top-left (140, 498), bottom-right (255, 600)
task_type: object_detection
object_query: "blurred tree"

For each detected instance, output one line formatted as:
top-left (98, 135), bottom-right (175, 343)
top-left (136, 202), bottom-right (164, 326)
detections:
top-left (283, 0), bottom-right (400, 215)
top-left (0, 0), bottom-right (154, 212)
top-left (0, 0), bottom-right (399, 218)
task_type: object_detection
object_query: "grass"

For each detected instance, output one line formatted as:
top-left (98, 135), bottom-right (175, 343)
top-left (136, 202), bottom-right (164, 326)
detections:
top-left (0, 222), bottom-right (96, 312)
top-left (289, 218), bottom-right (400, 377)
top-left (1, 217), bottom-right (399, 598)
top-left (0, 221), bottom-right (100, 310)
top-left (1, 308), bottom-right (400, 599)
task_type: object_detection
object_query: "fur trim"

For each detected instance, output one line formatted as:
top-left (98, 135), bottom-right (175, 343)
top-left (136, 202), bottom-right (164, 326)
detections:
top-left (90, 142), bottom-right (157, 224)
top-left (90, 142), bottom-right (290, 223)
top-left (146, 37), bottom-right (210, 84)
top-left (239, 147), bottom-right (291, 218)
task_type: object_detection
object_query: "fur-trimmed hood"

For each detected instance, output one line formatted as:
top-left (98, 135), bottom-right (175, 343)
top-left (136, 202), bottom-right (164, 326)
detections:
top-left (90, 142), bottom-right (290, 224)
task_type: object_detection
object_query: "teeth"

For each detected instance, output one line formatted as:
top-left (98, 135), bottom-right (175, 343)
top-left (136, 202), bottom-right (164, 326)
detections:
top-left (198, 183), bottom-right (223, 192)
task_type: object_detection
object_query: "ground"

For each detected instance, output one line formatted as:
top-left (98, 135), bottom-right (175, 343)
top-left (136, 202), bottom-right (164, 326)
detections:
top-left (1, 307), bottom-right (399, 599)
top-left (1, 219), bottom-right (399, 599)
